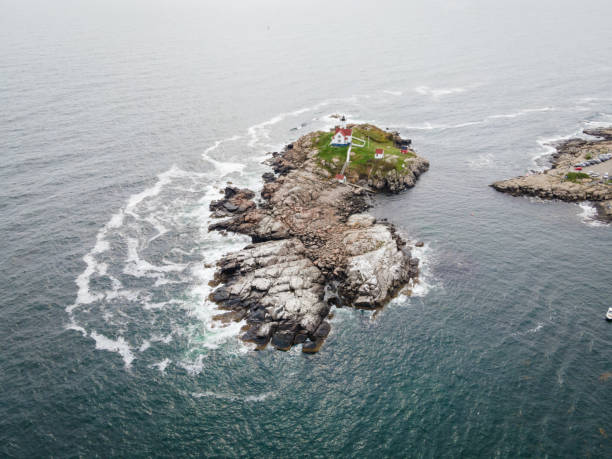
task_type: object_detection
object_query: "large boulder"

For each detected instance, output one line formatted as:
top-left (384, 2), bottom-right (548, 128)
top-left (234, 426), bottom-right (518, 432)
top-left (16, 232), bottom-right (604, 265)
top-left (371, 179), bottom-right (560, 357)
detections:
top-left (341, 224), bottom-right (412, 307)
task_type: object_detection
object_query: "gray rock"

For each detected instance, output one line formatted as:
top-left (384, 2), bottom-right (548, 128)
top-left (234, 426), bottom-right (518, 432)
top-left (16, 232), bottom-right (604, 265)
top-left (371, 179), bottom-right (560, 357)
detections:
top-left (302, 339), bottom-right (323, 353)
top-left (271, 331), bottom-right (295, 351)
top-left (313, 321), bottom-right (331, 339)
top-left (223, 201), bottom-right (238, 212)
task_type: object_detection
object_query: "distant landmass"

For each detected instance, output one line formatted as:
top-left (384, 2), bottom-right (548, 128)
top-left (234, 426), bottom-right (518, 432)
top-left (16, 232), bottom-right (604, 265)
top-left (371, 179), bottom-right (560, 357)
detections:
top-left (491, 127), bottom-right (612, 222)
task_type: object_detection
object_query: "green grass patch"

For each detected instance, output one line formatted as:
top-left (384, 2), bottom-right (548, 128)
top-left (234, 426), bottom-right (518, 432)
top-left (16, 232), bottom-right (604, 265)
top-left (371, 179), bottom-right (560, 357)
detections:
top-left (316, 125), bottom-right (416, 178)
top-left (565, 172), bottom-right (590, 182)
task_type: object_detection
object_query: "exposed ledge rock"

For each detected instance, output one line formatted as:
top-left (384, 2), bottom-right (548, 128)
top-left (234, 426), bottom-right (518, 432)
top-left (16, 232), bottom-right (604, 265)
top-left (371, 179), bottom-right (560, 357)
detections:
top-left (583, 127), bottom-right (612, 141)
top-left (594, 200), bottom-right (612, 222)
top-left (366, 157), bottom-right (430, 192)
top-left (208, 128), bottom-right (428, 352)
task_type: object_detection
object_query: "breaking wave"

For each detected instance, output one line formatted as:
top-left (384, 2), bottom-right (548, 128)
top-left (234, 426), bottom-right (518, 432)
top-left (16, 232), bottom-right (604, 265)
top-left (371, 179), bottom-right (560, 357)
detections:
top-left (192, 391), bottom-right (276, 402)
top-left (511, 323), bottom-right (545, 337)
top-left (407, 242), bottom-right (436, 297)
top-left (488, 107), bottom-right (554, 119)
top-left (401, 107), bottom-right (556, 133)
top-left (415, 86), bottom-right (467, 98)
top-left (65, 162), bottom-right (255, 370)
top-left (531, 128), bottom-right (585, 169)
top-left (65, 95), bottom-right (380, 372)
top-left (577, 202), bottom-right (608, 228)
top-left (468, 153), bottom-right (495, 169)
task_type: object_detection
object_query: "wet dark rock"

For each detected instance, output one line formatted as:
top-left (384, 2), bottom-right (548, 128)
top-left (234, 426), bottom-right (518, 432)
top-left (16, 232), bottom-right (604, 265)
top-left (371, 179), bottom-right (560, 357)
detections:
top-left (211, 288), bottom-right (230, 302)
top-left (249, 307), bottom-right (267, 323)
top-left (223, 201), bottom-right (238, 212)
top-left (302, 339), bottom-right (324, 354)
top-left (271, 331), bottom-right (295, 351)
top-left (262, 172), bottom-right (276, 183)
top-left (242, 328), bottom-right (270, 347)
top-left (594, 200), bottom-right (612, 222)
top-left (224, 186), bottom-right (238, 198)
top-left (210, 187), bottom-right (257, 218)
top-left (583, 127), bottom-right (612, 140)
top-left (395, 138), bottom-right (412, 148)
top-left (212, 310), bottom-right (246, 324)
top-left (313, 321), bottom-right (331, 340)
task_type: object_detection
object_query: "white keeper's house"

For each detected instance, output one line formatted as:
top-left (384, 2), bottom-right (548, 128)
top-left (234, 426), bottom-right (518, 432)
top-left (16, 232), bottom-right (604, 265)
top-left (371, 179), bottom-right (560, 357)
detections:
top-left (331, 115), bottom-right (352, 146)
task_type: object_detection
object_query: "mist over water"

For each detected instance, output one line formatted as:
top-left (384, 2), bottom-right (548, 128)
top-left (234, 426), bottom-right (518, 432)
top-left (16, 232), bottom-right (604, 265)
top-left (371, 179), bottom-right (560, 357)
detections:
top-left (1, 0), bottom-right (612, 456)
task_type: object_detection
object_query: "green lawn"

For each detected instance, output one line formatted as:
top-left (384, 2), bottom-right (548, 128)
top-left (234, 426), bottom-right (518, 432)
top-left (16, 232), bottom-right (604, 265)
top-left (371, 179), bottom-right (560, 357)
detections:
top-left (565, 172), bottom-right (590, 183)
top-left (315, 125), bottom-right (415, 178)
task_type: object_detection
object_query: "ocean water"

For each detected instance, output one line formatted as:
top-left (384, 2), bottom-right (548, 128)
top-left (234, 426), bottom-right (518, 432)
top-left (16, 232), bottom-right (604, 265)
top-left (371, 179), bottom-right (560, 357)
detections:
top-left (1, 0), bottom-right (612, 456)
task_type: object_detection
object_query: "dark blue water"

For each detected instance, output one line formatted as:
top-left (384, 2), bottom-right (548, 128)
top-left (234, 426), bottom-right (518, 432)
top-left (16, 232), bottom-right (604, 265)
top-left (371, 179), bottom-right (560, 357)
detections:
top-left (2, 0), bottom-right (612, 456)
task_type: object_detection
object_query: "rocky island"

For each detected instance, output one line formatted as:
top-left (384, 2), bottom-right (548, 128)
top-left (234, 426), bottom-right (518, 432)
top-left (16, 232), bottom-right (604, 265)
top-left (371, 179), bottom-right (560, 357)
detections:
top-left (208, 123), bottom-right (429, 353)
top-left (491, 127), bottom-right (612, 222)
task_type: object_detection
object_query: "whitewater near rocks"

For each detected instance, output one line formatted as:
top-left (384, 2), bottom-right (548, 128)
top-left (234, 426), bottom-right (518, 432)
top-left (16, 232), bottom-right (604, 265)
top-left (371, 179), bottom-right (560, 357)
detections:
top-left (208, 129), bottom-right (429, 352)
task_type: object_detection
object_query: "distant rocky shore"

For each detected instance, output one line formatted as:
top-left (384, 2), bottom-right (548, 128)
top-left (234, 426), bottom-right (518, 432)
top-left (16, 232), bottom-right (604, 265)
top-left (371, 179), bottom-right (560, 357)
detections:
top-left (207, 126), bottom-right (429, 353)
top-left (491, 127), bottom-right (612, 222)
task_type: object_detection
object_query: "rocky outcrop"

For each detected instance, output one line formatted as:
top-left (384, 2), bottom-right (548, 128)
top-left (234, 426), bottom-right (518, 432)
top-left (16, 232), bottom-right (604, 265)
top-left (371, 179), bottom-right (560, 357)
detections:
top-left (583, 127), bottom-right (612, 141)
top-left (208, 128), bottom-right (427, 352)
top-left (491, 175), bottom-right (612, 202)
top-left (491, 127), bottom-right (612, 223)
top-left (594, 201), bottom-right (612, 222)
top-left (212, 238), bottom-right (328, 349)
top-left (366, 157), bottom-right (429, 192)
top-left (209, 187), bottom-right (256, 219)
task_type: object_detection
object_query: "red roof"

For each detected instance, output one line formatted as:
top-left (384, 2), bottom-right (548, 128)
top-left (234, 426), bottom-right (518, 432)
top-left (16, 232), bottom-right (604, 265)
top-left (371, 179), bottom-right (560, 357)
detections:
top-left (335, 127), bottom-right (352, 137)
top-left (335, 174), bottom-right (345, 180)
top-left (375, 148), bottom-right (384, 154)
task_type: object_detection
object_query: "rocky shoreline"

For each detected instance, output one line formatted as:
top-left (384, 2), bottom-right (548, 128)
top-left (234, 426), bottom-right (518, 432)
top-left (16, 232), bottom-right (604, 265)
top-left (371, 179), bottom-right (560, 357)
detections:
top-left (491, 127), bottom-right (612, 222)
top-left (208, 126), bottom-right (429, 353)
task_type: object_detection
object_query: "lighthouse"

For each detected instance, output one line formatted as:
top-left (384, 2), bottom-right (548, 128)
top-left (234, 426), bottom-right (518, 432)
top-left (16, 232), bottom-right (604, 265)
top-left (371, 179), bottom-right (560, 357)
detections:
top-left (331, 115), bottom-right (352, 146)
